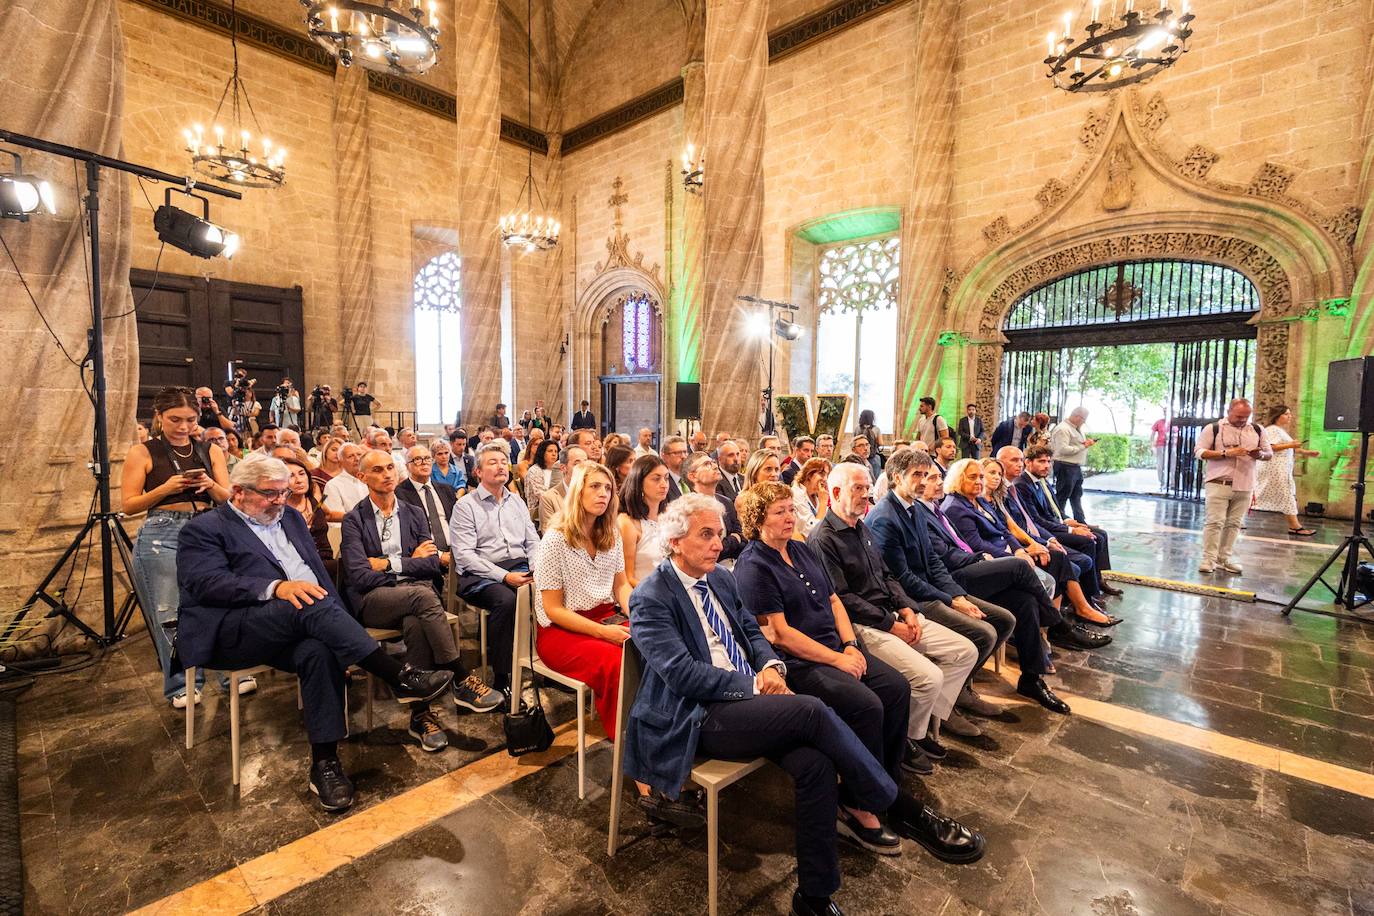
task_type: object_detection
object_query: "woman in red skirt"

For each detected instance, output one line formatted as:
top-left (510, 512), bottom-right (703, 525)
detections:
top-left (534, 461), bottom-right (633, 735)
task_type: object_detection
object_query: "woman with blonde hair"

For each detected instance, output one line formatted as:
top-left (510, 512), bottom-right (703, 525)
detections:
top-left (742, 448), bottom-right (782, 488)
top-left (533, 462), bottom-right (634, 734)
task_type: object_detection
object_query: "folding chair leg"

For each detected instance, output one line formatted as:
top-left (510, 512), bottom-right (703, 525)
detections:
top-left (576, 687), bottom-right (587, 801)
top-left (994, 642), bottom-right (1005, 674)
top-left (230, 673), bottom-right (242, 786)
top-left (607, 736), bottom-right (625, 857)
top-left (707, 786), bottom-right (720, 916)
top-left (366, 673), bottom-right (374, 733)
top-left (184, 666), bottom-right (195, 749)
top-left (480, 610), bottom-right (489, 680)
top-left (296, 679), bottom-right (303, 710)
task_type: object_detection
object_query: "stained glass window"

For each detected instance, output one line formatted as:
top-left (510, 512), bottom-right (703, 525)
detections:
top-left (413, 252), bottom-right (462, 424)
top-left (621, 292), bottom-right (656, 373)
top-left (815, 236), bottom-right (899, 430)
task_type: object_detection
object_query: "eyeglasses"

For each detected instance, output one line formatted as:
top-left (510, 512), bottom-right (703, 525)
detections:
top-left (381, 514), bottom-right (394, 543)
top-left (247, 485), bottom-right (290, 502)
top-left (408, 456), bottom-right (434, 464)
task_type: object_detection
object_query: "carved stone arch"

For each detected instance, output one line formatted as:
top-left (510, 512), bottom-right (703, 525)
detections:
top-left (944, 91), bottom-right (1353, 426)
top-left (571, 265), bottom-right (667, 415)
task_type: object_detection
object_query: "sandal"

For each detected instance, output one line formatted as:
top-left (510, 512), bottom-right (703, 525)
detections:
top-left (1287, 528), bottom-right (1316, 537)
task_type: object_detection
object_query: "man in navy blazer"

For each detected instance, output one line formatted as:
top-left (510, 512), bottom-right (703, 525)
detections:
top-left (176, 454), bottom-right (454, 811)
top-left (342, 451), bottom-right (501, 752)
top-left (625, 493), bottom-right (983, 916)
top-left (989, 412), bottom-right (1032, 453)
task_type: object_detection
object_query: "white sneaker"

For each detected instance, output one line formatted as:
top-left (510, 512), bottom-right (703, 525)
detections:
top-left (171, 687), bottom-right (203, 709)
top-left (1198, 561), bottom-right (1215, 574)
top-left (236, 676), bottom-right (258, 696)
top-left (1220, 561), bottom-right (1243, 574)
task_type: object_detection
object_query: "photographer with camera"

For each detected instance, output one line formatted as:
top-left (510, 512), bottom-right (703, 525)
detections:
top-left (310, 385), bottom-right (338, 430)
top-left (194, 386), bottom-right (235, 433)
top-left (271, 379), bottom-right (301, 429)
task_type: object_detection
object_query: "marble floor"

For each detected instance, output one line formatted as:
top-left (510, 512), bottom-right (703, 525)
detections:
top-left (14, 495), bottom-right (1374, 915)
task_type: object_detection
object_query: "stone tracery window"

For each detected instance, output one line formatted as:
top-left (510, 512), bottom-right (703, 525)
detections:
top-left (413, 252), bottom-right (462, 424)
top-left (815, 236), bottom-right (899, 431)
top-left (621, 292), bottom-right (656, 374)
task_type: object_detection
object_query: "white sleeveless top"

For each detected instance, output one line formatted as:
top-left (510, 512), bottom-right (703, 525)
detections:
top-left (633, 517), bottom-right (668, 581)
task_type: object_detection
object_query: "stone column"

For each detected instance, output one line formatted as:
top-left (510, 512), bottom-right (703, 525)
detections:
top-left (701, 0), bottom-right (768, 439)
top-left (332, 64), bottom-right (376, 386)
top-left (1344, 0), bottom-right (1374, 357)
top-left (0, 0), bottom-right (139, 645)
top-left (538, 133), bottom-right (566, 422)
top-left (673, 60), bottom-right (706, 388)
top-left (454, 0), bottom-right (504, 425)
top-left (894, 0), bottom-right (958, 438)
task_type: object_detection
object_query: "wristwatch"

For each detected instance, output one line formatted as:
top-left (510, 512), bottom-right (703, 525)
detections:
top-left (841, 639), bottom-right (860, 651)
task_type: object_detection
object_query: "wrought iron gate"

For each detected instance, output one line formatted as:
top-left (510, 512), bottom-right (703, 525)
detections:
top-left (1163, 337), bottom-right (1257, 500)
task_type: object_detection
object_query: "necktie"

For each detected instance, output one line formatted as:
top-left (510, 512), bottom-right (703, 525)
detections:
top-left (1011, 487), bottom-right (1041, 537)
top-left (421, 484), bottom-right (449, 551)
top-left (693, 581), bottom-right (755, 678)
top-left (1038, 477), bottom-right (1064, 521)
top-left (934, 503), bottom-right (976, 554)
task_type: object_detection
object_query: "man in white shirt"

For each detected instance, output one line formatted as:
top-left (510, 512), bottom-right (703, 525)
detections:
top-left (634, 427), bottom-right (658, 458)
top-left (1048, 407), bottom-right (1094, 523)
top-left (714, 440), bottom-right (745, 502)
top-left (1194, 398), bottom-right (1272, 574)
top-left (323, 443), bottom-right (369, 514)
top-left (365, 427), bottom-right (408, 482)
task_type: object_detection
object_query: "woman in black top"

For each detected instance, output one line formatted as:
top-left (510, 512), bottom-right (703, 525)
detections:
top-left (122, 386), bottom-right (238, 707)
top-left (733, 481), bottom-right (916, 853)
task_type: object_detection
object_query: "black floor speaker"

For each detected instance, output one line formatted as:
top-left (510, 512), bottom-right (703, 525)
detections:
top-left (675, 382), bottom-right (701, 420)
top-left (1324, 356), bottom-right (1374, 433)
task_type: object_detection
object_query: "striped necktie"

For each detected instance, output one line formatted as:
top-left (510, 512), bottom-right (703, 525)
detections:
top-left (693, 582), bottom-right (755, 677)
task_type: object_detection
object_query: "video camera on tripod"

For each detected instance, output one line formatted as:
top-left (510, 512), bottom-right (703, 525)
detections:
top-left (228, 367), bottom-right (256, 405)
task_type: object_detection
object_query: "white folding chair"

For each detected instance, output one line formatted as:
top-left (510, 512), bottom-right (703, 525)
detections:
top-left (184, 664), bottom-right (277, 786)
top-left (607, 641), bottom-right (767, 916)
top-left (510, 584), bottom-right (591, 799)
top-left (445, 567), bottom-right (490, 678)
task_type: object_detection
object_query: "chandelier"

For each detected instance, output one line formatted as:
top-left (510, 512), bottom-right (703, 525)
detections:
top-left (1044, 0), bottom-right (1195, 93)
top-left (183, 0), bottom-right (285, 188)
top-left (680, 143), bottom-right (704, 195)
top-left (301, 1), bottom-right (440, 75)
top-left (500, 0), bottom-right (558, 251)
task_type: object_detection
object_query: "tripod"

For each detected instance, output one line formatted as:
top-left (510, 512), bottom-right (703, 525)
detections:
top-left (0, 128), bottom-right (240, 647)
top-left (1281, 431), bottom-right (1374, 615)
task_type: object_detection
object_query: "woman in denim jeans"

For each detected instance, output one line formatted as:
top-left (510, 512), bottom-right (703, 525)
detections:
top-left (122, 387), bottom-right (242, 708)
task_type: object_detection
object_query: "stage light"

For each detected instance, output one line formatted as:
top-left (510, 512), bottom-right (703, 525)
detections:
top-left (153, 188), bottom-right (240, 260)
top-left (774, 317), bottom-right (804, 341)
top-left (0, 151), bottom-right (56, 221)
top-left (746, 312), bottom-right (771, 338)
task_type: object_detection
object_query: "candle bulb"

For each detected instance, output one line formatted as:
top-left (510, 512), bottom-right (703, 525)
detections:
top-left (329, 6), bottom-right (338, 31)
top-left (241, 129), bottom-right (250, 150)
top-left (1063, 11), bottom-right (1071, 36)
top-left (214, 125), bottom-right (224, 146)
top-left (429, 1), bottom-right (436, 27)
top-left (1047, 30), bottom-right (1056, 55)
top-left (1092, 0), bottom-right (1100, 22)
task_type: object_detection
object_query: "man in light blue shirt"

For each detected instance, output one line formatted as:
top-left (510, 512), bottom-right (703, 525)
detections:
top-left (449, 441), bottom-right (540, 691)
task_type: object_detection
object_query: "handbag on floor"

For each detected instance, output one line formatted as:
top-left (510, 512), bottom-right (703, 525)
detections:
top-left (503, 624), bottom-right (554, 756)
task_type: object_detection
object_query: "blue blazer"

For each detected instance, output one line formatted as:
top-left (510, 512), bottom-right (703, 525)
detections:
top-left (866, 493), bottom-right (965, 605)
top-left (624, 558), bottom-right (780, 798)
top-left (1012, 476), bottom-right (1071, 539)
top-left (340, 499), bottom-right (443, 612)
top-left (940, 494), bottom-right (1018, 556)
top-left (990, 418), bottom-right (1030, 453)
top-left (914, 502), bottom-right (983, 575)
top-left (175, 504), bottom-right (339, 668)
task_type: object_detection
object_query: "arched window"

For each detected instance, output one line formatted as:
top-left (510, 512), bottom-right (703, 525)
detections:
top-left (621, 292), bottom-right (656, 373)
top-left (815, 236), bottom-right (900, 430)
top-left (413, 252), bottom-right (462, 424)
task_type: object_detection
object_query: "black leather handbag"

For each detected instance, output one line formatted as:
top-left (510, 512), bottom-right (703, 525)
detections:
top-left (503, 623), bottom-right (554, 756)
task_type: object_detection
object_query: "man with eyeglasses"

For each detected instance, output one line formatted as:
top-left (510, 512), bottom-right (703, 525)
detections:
top-left (660, 435), bottom-right (690, 504)
top-left (176, 454), bottom-right (456, 811)
top-left (396, 445), bottom-right (458, 575)
top-left (342, 451), bottom-right (502, 752)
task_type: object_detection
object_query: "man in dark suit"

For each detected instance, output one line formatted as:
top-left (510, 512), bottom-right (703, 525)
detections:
top-left (625, 494), bottom-right (984, 916)
top-left (176, 454), bottom-right (453, 812)
top-left (989, 412), bottom-right (1032, 454)
top-left (660, 434), bottom-right (689, 504)
top-left (780, 435), bottom-right (815, 486)
top-left (343, 451), bottom-right (501, 751)
top-left (713, 439), bottom-right (745, 503)
top-left (868, 449), bottom-right (1071, 715)
top-left (683, 452), bottom-right (746, 561)
top-left (1019, 444), bottom-right (1122, 597)
top-left (396, 444), bottom-right (458, 573)
top-left (570, 399), bottom-right (596, 431)
top-left (956, 404), bottom-right (985, 459)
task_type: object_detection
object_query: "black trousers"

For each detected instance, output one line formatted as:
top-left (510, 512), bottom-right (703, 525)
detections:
top-left (1060, 528), bottom-right (1112, 577)
top-left (1057, 538), bottom-right (1101, 599)
top-left (698, 694), bottom-right (898, 898)
top-left (458, 578), bottom-right (516, 688)
top-left (949, 557), bottom-right (1055, 676)
top-left (787, 650), bottom-right (910, 787)
top-left (203, 598), bottom-right (378, 744)
top-left (1052, 461), bottom-right (1086, 522)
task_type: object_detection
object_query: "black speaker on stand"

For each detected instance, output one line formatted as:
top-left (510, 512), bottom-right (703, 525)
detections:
top-left (1282, 356), bottom-right (1374, 616)
top-left (675, 382), bottom-right (701, 440)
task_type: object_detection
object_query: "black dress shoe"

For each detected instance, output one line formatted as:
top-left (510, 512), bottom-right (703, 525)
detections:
top-left (638, 790), bottom-right (706, 829)
top-left (837, 807), bottom-right (902, 856)
top-left (902, 744), bottom-right (934, 775)
top-left (791, 889), bottom-right (845, 916)
top-left (914, 736), bottom-right (948, 760)
top-left (1099, 582), bottom-right (1124, 597)
top-left (888, 799), bottom-right (986, 864)
top-left (308, 758), bottom-right (356, 812)
top-left (1047, 622), bottom-right (1112, 650)
top-left (393, 664), bottom-right (454, 705)
top-left (1017, 674), bottom-right (1071, 715)
top-left (1075, 612), bottom-right (1124, 628)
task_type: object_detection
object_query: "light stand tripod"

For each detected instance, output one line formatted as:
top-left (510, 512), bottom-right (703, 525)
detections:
top-left (1281, 431), bottom-right (1374, 615)
top-left (0, 128), bottom-right (240, 647)
top-left (738, 295), bottom-right (801, 438)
